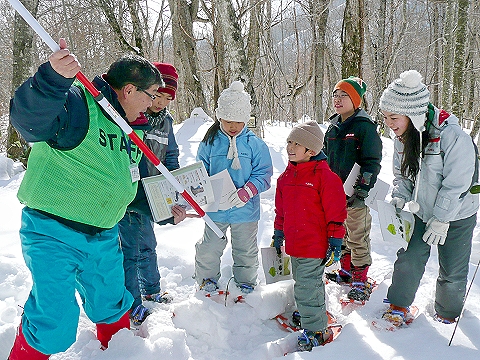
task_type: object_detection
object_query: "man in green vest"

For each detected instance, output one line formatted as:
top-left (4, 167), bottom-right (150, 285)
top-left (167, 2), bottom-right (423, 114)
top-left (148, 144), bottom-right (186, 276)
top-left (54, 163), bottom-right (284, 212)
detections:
top-left (8, 38), bottom-right (163, 359)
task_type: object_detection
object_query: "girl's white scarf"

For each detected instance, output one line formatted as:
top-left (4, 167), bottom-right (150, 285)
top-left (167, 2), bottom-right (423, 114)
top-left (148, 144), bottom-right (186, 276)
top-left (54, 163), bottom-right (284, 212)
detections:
top-left (220, 123), bottom-right (242, 170)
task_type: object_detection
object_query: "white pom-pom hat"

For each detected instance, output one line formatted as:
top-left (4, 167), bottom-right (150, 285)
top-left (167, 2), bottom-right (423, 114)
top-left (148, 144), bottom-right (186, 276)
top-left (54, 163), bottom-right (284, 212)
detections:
top-left (215, 81), bottom-right (251, 124)
top-left (379, 70), bottom-right (430, 131)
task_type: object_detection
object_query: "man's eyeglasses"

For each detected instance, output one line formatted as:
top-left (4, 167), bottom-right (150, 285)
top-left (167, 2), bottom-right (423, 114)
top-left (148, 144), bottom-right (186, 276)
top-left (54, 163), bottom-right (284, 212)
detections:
top-left (332, 93), bottom-right (350, 99)
top-left (137, 88), bottom-right (157, 101)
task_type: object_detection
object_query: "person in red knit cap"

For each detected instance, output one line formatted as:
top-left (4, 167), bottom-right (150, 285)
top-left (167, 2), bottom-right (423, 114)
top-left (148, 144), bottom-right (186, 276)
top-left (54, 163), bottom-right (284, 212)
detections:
top-left (118, 62), bottom-right (197, 327)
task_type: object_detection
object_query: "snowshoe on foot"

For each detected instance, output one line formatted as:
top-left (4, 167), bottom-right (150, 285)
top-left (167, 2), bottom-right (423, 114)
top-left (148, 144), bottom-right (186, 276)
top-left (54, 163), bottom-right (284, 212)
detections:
top-left (199, 278), bottom-right (218, 293)
top-left (347, 280), bottom-right (373, 302)
top-left (382, 304), bottom-right (410, 327)
top-left (130, 304), bottom-right (151, 326)
top-left (346, 265), bottom-right (372, 302)
top-left (433, 313), bottom-right (456, 324)
top-left (325, 269), bottom-right (352, 284)
top-left (237, 283), bottom-right (255, 294)
top-left (297, 327), bottom-right (337, 352)
top-left (143, 292), bottom-right (173, 304)
top-left (372, 301), bottom-right (419, 331)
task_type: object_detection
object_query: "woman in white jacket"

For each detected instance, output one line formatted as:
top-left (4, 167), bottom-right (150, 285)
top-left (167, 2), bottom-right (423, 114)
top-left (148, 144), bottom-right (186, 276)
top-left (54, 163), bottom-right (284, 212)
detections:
top-left (379, 70), bottom-right (479, 326)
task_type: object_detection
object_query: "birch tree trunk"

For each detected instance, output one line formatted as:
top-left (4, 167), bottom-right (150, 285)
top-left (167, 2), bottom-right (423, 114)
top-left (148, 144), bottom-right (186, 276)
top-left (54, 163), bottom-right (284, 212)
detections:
top-left (215, 0), bottom-right (249, 84)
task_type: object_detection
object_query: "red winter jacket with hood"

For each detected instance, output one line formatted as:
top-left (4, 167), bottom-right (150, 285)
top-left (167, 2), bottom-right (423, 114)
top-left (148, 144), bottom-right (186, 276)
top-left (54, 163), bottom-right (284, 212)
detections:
top-left (274, 154), bottom-right (347, 258)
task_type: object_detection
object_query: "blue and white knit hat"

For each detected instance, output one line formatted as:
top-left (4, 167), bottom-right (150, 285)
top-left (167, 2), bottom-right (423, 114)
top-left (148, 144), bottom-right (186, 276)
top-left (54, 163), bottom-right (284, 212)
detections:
top-left (379, 70), bottom-right (430, 131)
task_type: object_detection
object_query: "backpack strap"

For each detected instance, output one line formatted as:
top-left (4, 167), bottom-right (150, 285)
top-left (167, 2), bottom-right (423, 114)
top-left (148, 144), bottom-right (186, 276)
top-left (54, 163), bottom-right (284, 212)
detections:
top-left (462, 139), bottom-right (479, 197)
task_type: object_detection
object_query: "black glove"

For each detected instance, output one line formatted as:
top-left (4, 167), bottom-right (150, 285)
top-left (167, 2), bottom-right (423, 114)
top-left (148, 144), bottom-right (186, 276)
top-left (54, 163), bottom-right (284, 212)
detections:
top-left (271, 229), bottom-right (285, 255)
top-left (347, 187), bottom-right (368, 209)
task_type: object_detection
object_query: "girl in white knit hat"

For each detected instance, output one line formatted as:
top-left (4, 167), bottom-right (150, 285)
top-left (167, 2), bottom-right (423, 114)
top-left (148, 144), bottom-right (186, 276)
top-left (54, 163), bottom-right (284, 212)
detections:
top-left (194, 81), bottom-right (273, 293)
top-left (379, 70), bottom-right (479, 326)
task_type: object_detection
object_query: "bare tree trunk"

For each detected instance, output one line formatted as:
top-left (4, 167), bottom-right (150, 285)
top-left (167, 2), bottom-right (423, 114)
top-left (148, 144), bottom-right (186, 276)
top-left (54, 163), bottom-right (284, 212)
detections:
top-left (215, 0), bottom-right (249, 84)
top-left (365, 0), bottom-right (385, 122)
top-left (151, 0), bottom-right (170, 61)
top-left (341, 0), bottom-right (364, 78)
top-left (465, 0), bottom-right (479, 131)
top-left (431, 3), bottom-right (442, 106)
top-left (168, 0), bottom-right (208, 119)
top-left (365, 0), bottom-right (407, 133)
top-left (470, 111), bottom-right (480, 141)
top-left (211, 3), bottom-right (227, 104)
top-left (257, 0), bottom-right (277, 124)
top-left (366, 0), bottom-right (388, 133)
top-left (282, 5), bottom-right (314, 123)
top-left (126, 0), bottom-right (147, 56)
top-left (468, 3), bottom-right (479, 142)
top-left (441, 0), bottom-right (455, 110)
top-left (215, 0), bottom-right (262, 134)
top-left (245, 0), bottom-right (262, 136)
top-left (451, 0), bottom-right (469, 123)
top-left (199, 1), bottom-right (225, 104)
top-left (311, 0), bottom-right (329, 124)
top-left (7, 0), bottom-right (40, 165)
top-left (95, 0), bottom-right (143, 55)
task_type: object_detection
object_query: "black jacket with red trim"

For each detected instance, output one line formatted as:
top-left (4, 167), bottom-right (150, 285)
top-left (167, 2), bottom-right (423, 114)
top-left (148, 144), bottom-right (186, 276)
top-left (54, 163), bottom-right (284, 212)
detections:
top-left (323, 108), bottom-right (382, 193)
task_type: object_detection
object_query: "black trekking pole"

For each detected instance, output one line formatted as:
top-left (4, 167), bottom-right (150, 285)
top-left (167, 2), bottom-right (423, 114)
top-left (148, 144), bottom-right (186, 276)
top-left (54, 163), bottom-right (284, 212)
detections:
top-left (448, 258), bottom-right (480, 346)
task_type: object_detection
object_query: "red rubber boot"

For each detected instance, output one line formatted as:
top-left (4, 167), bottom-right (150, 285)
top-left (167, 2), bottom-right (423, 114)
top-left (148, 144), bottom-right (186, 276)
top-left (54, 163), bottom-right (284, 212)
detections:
top-left (340, 252), bottom-right (352, 274)
top-left (96, 312), bottom-right (130, 349)
top-left (8, 323), bottom-right (50, 360)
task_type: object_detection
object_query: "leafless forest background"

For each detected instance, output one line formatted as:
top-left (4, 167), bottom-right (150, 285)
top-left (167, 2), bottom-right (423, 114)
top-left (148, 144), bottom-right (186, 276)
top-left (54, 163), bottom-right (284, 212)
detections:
top-left (1, 0), bottom-right (479, 164)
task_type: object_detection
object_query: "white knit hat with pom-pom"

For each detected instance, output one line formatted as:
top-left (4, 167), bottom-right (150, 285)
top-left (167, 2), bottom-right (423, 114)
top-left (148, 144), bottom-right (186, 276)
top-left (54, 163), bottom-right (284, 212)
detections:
top-left (379, 70), bottom-right (430, 131)
top-left (215, 81), bottom-right (251, 123)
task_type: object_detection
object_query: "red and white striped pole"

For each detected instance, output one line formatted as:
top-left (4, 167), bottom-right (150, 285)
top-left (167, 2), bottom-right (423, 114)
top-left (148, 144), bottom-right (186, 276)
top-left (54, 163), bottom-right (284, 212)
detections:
top-left (8, 0), bottom-right (224, 238)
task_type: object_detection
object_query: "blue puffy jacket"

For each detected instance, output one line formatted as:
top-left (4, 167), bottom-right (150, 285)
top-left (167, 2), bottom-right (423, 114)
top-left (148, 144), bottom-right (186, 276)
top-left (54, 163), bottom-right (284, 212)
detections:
top-left (197, 126), bottom-right (273, 223)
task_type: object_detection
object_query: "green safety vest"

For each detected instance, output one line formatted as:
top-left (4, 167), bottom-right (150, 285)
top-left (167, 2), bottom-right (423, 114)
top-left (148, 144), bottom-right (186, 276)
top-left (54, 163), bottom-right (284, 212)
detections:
top-left (18, 84), bottom-right (143, 228)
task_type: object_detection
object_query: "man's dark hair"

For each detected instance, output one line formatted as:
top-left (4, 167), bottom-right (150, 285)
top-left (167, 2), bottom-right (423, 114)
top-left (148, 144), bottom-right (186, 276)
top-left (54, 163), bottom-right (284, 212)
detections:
top-left (104, 54), bottom-right (163, 90)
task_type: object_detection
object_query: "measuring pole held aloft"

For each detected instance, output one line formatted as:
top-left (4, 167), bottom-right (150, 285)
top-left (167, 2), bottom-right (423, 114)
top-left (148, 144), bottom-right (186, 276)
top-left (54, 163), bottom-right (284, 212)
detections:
top-left (8, 0), bottom-right (224, 239)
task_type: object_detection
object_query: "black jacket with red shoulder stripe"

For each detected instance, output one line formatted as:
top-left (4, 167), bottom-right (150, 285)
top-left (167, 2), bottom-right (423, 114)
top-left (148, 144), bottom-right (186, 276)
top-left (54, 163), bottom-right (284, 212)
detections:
top-left (323, 108), bottom-right (382, 193)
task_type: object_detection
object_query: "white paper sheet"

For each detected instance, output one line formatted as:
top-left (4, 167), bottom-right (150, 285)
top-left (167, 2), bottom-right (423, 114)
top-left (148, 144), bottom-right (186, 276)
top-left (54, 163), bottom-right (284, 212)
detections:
top-left (142, 161), bottom-right (215, 221)
top-left (377, 200), bottom-right (415, 244)
top-left (261, 247), bottom-right (293, 284)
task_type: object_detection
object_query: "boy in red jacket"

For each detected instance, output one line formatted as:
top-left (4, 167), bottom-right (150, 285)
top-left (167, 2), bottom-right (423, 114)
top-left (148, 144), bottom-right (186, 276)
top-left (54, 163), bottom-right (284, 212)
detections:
top-left (272, 121), bottom-right (347, 351)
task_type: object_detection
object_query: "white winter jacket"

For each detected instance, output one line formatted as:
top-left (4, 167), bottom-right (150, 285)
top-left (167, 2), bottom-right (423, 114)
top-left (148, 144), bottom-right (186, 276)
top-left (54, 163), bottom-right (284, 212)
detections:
top-left (391, 104), bottom-right (479, 223)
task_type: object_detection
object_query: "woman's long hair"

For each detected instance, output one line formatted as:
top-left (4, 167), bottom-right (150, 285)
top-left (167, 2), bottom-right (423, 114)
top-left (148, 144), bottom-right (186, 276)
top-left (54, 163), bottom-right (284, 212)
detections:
top-left (400, 120), bottom-right (429, 181)
top-left (202, 120), bottom-right (221, 144)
